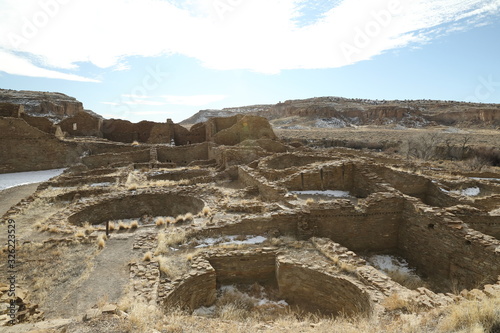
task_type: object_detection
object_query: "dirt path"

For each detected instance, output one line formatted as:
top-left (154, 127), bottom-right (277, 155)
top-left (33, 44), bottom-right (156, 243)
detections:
top-left (0, 183), bottom-right (40, 218)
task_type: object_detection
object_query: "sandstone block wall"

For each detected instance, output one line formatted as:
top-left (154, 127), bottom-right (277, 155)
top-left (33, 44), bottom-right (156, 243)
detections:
top-left (163, 272), bottom-right (216, 310)
top-left (59, 111), bottom-right (102, 137)
top-left (0, 118), bottom-right (79, 173)
top-left (276, 259), bottom-right (372, 316)
top-left (399, 199), bottom-right (500, 291)
top-left (209, 253), bottom-right (277, 285)
top-left (238, 166), bottom-right (287, 201)
top-left (82, 149), bottom-right (150, 169)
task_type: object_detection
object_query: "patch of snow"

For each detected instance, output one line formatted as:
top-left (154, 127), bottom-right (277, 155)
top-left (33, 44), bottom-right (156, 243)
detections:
top-left (193, 305), bottom-right (216, 317)
top-left (471, 177), bottom-right (500, 182)
top-left (0, 168), bottom-right (66, 191)
top-left (194, 235), bottom-right (267, 248)
top-left (462, 187), bottom-right (480, 196)
top-left (291, 190), bottom-right (351, 198)
top-left (89, 182), bottom-right (112, 187)
top-left (315, 118), bottom-right (347, 128)
top-left (368, 255), bottom-right (414, 275)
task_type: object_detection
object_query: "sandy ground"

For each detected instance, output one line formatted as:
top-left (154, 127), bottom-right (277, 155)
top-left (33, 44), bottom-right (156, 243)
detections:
top-left (0, 183), bottom-right (40, 218)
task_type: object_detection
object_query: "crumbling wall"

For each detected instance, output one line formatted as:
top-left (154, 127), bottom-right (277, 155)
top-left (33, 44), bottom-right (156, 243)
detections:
top-left (211, 115), bottom-right (277, 146)
top-left (238, 165), bottom-right (287, 201)
top-left (157, 143), bottom-right (209, 165)
top-left (0, 103), bottom-right (23, 117)
top-left (21, 114), bottom-right (55, 134)
top-left (0, 117), bottom-right (79, 173)
top-left (399, 199), bottom-right (500, 291)
top-left (59, 111), bottom-right (102, 137)
top-left (81, 149), bottom-right (150, 169)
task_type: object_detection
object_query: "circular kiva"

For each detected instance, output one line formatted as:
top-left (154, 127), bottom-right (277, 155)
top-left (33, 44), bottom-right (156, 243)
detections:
top-left (67, 192), bottom-right (204, 226)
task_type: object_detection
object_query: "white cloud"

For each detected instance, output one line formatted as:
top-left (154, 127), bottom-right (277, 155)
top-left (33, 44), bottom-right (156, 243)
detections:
top-left (0, 0), bottom-right (498, 77)
top-left (163, 94), bottom-right (227, 106)
top-left (0, 49), bottom-right (99, 82)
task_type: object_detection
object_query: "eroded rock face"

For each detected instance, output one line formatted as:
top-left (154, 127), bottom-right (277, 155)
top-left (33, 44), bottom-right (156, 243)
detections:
top-left (0, 89), bottom-right (84, 120)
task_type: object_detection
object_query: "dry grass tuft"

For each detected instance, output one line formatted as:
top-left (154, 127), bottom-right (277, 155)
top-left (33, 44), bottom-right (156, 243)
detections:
top-left (156, 256), bottom-right (186, 279)
top-left (155, 230), bottom-right (188, 255)
top-left (382, 293), bottom-right (410, 312)
top-left (74, 230), bottom-right (85, 238)
top-left (437, 297), bottom-right (500, 333)
top-left (130, 220), bottom-right (139, 229)
top-left (166, 216), bottom-right (175, 224)
top-left (155, 217), bottom-right (166, 227)
top-left (108, 221), bottom-right (115, 231)
top-left (118, 221), bottom-right (129, 230)
top-left (184, 212), bottom-right (194, 222)
top-left (339, 261), bottom-right (357, 274)
top-left (306, 198), bottom-right (315, 205)
top-left (127, 302), bottom-right (164, 332)
top-left (175, 214), bottom-right (185, 224)
top-left (202, 206), bottom-right (212, 216)
top-left (386, 270), bottom-right (425, 290)
top-left (143, 251), bottom-right (153, 262)
top-left (97, 235), bottom-right (106, 249)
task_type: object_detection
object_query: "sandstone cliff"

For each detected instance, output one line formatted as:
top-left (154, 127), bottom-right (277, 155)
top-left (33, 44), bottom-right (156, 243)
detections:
top-left (181, 97), bottom-right (500, 129)
top-left (0, 89), bottom-right (84, 121)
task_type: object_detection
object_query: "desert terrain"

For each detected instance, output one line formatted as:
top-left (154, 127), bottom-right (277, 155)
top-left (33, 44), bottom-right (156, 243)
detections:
top-left (0, 90), bottom-right (499, 333)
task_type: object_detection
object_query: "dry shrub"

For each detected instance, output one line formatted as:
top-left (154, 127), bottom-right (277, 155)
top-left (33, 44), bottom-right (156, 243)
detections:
top-left (386, 270), bottom-right (425, 290)
top-left (202, 206), bottom-right (212, 216)
top-left (184, 212), bottom-right (194, 222)
top-left (382, 293), bottom-right (409, 312)
top-left (215, 288), bottom-right (254, 320)
top-left (128, 302), bottom-right (163, 332)
top-left (97, 235), bottom-right (106, 249)
top-left (118, 221), bottom-right (129, 230)
top-left (166, 216), bottom-right (175, 224)
top-left (175, 214), bottom-right (185, 223)
top-left (437, 297), bottom-right (500, 333)
top-left (155, 217), bottom-right (166, 227)
top-left (143, 251), bottom-right (153, 262)
top-left (74, 230), bottom-right (85, 238)
top-left (306, 198), bottom-right (315, 205)
top-left (155, 230), bottom-right (187, 255)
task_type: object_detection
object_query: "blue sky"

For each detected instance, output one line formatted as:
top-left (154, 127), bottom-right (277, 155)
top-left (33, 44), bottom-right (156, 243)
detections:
top-left (0, 0), bottom-right (499, 123)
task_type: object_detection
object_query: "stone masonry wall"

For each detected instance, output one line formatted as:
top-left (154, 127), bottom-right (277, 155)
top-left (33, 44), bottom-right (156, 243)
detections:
top-left (209, 252), bottom-right (277, 285)
top-left (399, 198), bottom-right (500, 291)
top-left (276, 259), bottom-right (372, 316)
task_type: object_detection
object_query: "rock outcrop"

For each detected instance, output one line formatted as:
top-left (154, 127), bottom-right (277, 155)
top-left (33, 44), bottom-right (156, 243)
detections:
top-left (0, 89), bottom-right (84, 120)
top-left (181, 96), bottom-right (500, 129)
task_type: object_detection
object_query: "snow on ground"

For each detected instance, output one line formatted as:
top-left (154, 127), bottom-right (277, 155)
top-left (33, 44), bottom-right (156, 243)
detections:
top-left (440, 187), bottom-right (481, 197)
top-left (368, 254), bottom-right (415, 275)
top-left (193, 285), bottom-right (288, 317)
top-left (0, 168), bottom-right (65, 191)
top-left (195, 235), bottom-right (267, 248)
top-left (291, 190), bottom-right (352, 198)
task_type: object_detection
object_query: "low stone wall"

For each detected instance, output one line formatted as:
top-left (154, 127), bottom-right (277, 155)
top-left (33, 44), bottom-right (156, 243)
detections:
top-left (238, 165), bottom-right (286, 201)
top-left (157, 143), bottom-right (209, 166)
top-left (82, 149), bottom-right (150, 169)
